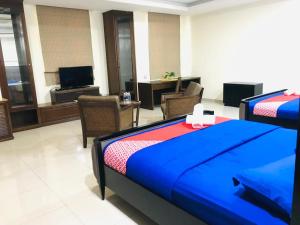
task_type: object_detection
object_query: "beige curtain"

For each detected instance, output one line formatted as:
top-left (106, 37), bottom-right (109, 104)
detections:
top-left (148, 13), bottom-right (180, 80)
top-left (36, 6), bottom-right (94, 85)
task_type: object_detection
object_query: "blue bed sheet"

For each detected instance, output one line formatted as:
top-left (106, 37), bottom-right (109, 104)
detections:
top-left (126, 120), bottom-right (279, 200)
top-left (234, 155), bottom-right (295, 218)
top-left (172, 128), bottom-right (296, 225)
top-left (248, 91), bottom-right (299, 120)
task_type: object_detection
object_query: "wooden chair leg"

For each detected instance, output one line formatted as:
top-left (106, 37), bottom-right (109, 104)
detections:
top-left (83, 135), bottom-right (87, 148)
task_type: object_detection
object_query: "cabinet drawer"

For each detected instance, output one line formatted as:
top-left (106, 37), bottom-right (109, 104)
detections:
top-left (39, 103), bottom-right (79, 124)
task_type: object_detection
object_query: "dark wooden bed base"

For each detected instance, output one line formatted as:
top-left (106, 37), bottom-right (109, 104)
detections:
top-left (93, 114), bottom-right (300, 225)
top-left (239, 89), bottom-right (298, 129)
top-left (93, 116), bottom-right (206, 225)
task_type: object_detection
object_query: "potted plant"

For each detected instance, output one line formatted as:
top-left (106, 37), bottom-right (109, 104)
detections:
top-left (163, 72), bottom-right (176, 80)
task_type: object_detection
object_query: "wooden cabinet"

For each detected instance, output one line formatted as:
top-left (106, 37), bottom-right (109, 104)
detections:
top-left (103, 10), bottom-right (137, 98)
top-left (50, 86), bottom-right (100, 104)
top-left (0, 2), bottom-right (39, 131)
top-left (0, 99), bottom-right (13, 141)
top-left (39, 102), bottom-right (79, 125)
top-left (223, 82), bottom-right (263, 107)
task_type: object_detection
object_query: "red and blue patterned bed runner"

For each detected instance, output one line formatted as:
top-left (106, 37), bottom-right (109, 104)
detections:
top-left (104, 117), bottom-right (230, 174)
top-left (250, 93), bottom-right (300, 120)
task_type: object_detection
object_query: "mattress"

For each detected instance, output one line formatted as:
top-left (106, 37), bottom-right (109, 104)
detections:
top-left (248, 92), bottom-right (299, 120)
top-left (172, 127), bottom-right (296, 225)
top-left (126, 120), bottom-right (279, 200)
top-left (104, 117), bottom-right (230, 174)
top-left (103, 119), bottom-right (297, 225)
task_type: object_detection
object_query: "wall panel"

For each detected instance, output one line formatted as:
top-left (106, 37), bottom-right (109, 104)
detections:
top-left (36, 6), bottom-right (93, 85)
top-left (148, 13), bottom-right (180, 80)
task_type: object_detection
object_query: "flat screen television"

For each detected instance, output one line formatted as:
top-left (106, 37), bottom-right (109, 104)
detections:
top-left (59, 66), bottom-right (94, 89)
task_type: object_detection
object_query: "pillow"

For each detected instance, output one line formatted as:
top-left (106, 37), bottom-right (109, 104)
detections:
top-left (233, 155), bottom-right (295, 218)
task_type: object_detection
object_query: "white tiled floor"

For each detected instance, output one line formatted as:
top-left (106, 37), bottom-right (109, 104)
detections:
top-left (0, 100), bottom-right (239, 225)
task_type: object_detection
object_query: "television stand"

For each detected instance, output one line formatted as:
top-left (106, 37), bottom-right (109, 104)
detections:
top-left (50, 86), bottom-right (100, 104)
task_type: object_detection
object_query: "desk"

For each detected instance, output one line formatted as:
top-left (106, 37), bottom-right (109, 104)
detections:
top-left (138, 77), bottom-right (201, 110)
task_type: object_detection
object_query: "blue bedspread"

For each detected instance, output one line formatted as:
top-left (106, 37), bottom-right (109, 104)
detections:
top-left (124, 120), bottom-right (296, 224)
top-left (248, 91), bottom-right (299, 120)
top-left (126, 120), bottom-right (279, 200)
top-left (173, 128), bottom-right (296, 225)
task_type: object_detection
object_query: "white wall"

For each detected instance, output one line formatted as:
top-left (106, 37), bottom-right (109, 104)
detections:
top-left (89, 11), bottom-right (109, 95)
top-left (24, 4), bottom-right (51, 104)
top-left (191, 0), bottom-right (300, 100)
top-left (23, 4), bottom-right (109, 104)
top-left (22, 6), bottom-right (191, 103)
top-left (133, 12), bottom-right (192, 81)
top-left (180, 15), bottom-right (192, 77)
top-left (133, 11), bottom-right (150, 82)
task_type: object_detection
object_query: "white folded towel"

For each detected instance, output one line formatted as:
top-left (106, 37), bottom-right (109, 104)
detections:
top-left (186, 115), bottom-right (194, 124)
top-left (294, 90), bottom-right (300, 96)
top-left (284, 90), bottom-right (294, 96)
top-left (186, 114), bottom-right (216, 128)
top-left (186, 103), bottom-right (216, 128)
top-left (202, 115), bottom-right (216, 125)
top-left (284, 90), bottom-right (300, 96)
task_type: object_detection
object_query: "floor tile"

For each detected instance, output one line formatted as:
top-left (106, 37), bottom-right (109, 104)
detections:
top-left (0, 101), bottom-right (238, 225)
top-left (0, 185), bottom-right (63, 225)
top-left (21, 207), bottom-right (83, 225)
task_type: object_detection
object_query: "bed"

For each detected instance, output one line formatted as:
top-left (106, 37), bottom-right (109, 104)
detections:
top-left (240, 89), bottom-right (299, 129)
top-left (92, 115), bottom-right (300, 225)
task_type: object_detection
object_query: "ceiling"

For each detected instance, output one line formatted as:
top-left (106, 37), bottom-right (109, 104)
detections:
top-left (23, 0), bottom-right (266, 15)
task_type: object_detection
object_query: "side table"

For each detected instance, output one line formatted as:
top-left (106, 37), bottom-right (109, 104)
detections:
top-left (120, 100), bottom-right (141, 126)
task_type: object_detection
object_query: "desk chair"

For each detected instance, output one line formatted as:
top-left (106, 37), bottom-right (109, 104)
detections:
top-left (161, 82), bottom-right (204, 120)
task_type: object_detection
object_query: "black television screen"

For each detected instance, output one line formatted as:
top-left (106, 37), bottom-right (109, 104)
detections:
top-left (59, 66), bottom-right (94, 89)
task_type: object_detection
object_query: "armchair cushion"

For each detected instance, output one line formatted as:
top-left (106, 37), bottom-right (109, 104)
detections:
top-left (161, 92), bottom-right (184, 104)
top-left (164, 95), bottom-right (200, 119)
top-left (184, 82), bottom-right (203, 97)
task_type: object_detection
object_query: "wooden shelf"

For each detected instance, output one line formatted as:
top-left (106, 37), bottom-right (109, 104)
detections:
top-left (10, 104), bottom-right (37, 112)
top-left (0, 4), bottom-right (39, 132)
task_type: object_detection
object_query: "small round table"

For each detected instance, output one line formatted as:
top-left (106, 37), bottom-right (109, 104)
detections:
top-left (120, 100), bottom-right (141, 126)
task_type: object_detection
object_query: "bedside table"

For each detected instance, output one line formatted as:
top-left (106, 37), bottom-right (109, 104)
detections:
top-left (120, 100), bottom-right (141, 126)
top-left (223, 82), bottom-right (263, 107)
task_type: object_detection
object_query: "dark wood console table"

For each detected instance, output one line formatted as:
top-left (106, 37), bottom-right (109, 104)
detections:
top-left (138, 77), bottom-right (201, 110)
top-left (50, 86), bottom-right (100, 104)
top-left (38, 101), bottom-right (79, 126)
top-left (39, 86), bottom-right (101, 126)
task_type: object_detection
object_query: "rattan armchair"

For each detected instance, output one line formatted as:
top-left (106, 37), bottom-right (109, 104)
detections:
top-left (78, 95), bottom-right (134, 148)
top-left (161, 82), bottom-right (204, 120)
